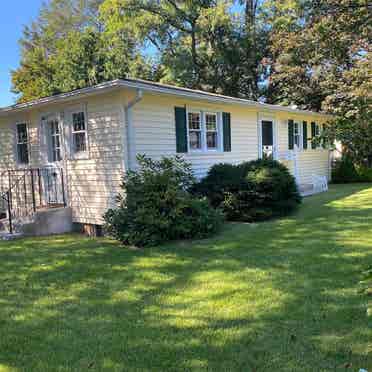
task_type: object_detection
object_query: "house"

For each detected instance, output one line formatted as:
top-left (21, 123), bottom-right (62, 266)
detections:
top-left (0, 78), bottom-right (331, 235)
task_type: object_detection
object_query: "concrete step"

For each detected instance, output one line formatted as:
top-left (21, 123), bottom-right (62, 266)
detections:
top-left (0, 207), bottom-right (72, 237)
top-left (21, 207), bottom-right (72, 236)
top-left (0, 232), bottom-right (24, 241)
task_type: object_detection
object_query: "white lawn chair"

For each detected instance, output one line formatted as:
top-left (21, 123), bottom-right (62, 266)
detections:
top-left (312, 174), bottom-right (328, 194)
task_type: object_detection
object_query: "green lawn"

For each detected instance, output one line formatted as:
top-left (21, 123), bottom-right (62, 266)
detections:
top-left (1, 184), bottom-right (372, 371)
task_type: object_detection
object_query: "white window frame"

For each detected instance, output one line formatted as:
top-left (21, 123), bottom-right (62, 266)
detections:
top-left (41, 113), bottom-right (63, 164)
top-left (50, 118), bottom-right (62, 162)
top-left (187, 111), bottom-right (203, 152)
top-left (204, 112), bottom-right (219, 151)
top-left (15, 122), bottom-right (30, 165)
top-left (69, 106), bottom-right (89, 160)
top-left (186, 109), bottom-right (222, 153)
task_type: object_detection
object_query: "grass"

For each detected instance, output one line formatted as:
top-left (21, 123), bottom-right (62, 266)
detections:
top-left (0, 184), bottom-right (372, 371)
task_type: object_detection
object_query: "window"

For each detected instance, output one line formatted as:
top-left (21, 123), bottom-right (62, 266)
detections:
top-left (72, 111), bottom-right (87, 154)
top-left (311, 122), bottom-right (322, 149)
top-left (315, 123), bottom-right (320, 137)
top-left (188, 112), bottom-right (202, 150)
top-left (187, 111), bottom-right (220, 152)
top-left (16, 123), bottom-right (29, 164)
top-left (205, 113), bottom-right (218, 149)
top-left (294, 122), bottom-right (301, 148)
top-left (49, 118), bottom-right (62, 162)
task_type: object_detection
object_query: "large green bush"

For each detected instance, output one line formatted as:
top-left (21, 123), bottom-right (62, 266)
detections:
top-left (104, 155), bottom-right (224, 247)
top-left (194, 158), bottom-right (301, 222)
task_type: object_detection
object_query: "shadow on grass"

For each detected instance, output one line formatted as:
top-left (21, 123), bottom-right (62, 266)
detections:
top-left (0, 184), bottom-right (371, 371)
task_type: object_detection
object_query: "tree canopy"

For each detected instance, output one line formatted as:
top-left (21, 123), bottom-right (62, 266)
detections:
top-left (9, 0), bottom-right (372, 164)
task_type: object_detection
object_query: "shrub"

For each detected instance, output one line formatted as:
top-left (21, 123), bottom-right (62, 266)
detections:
top-left (332, 156), bottom-right (360, 183)
top-left (356, 165), bottom-right (372, 182)
top-left (194, 158), bottom-right (301, 222)
top-left (191, 163), bottom-right (245, 207)
top-left (104, 155), bottom-right (224, 247)
top-left (332, 156), bottom-right (372, 183)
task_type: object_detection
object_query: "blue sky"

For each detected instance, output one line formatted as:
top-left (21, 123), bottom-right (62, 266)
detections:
top-left (0, 1), bottom-right (44, 107)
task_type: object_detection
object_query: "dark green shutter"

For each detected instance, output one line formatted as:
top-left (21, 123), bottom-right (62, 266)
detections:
top-left (311, 122), bottom-right (316, 149)
top-left (288, 120), bottom-right (294, 150)
top-left (222, 112), bottom-right (231, 152)
top-left (303, 121), bottom-right (308, 149)
top-left (322, 123), bottom-right (326, 149)
top-left (175, 107), bottom-right (187, 153)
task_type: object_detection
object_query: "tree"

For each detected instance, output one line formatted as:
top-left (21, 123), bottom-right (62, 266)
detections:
top-left (100, 0), bottom-right (268, 98)
top-left (265, 0), bottom-right (369, 107)
top-left (11, 0), bottom-right (150, 102)
top-left (266, 0), bottom-right (371, 163)
top-left (323, 51), bottom-right (372, 166)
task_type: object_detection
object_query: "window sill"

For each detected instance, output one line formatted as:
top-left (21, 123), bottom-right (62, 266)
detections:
top-left (70, 152), bottom-right (90, 161)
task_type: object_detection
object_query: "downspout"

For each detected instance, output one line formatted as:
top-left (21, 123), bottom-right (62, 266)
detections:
top-left (122, 89), bottom-right (143, 172)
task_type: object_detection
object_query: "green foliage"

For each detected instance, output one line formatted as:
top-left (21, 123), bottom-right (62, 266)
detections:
top-left (332, 156), bottom-right (372, 184)
top-left (104, 155), bottom-right (224, 247)
top-left (267, 0), bottom-right (371, 165)
top-left (194, 158), bottom-right (301, 222)
top-left (8, 0), bottom-right (371, 168)
top-left (2, 184), bottom-right (372, 371)
top-left (191, 163), bottom-right (246, 207)
top-left (11, 0), bottom-right (152, 102)
top-left (100, 0), bottom-right (269, 99)
top-left (356, 166), bottom-right (372, 183)
top-left (359, 266), bottom-right (372, 318)
top-left (12, 0), bottom-right (269, 102)
top-left (332, 157), bottom-right (360, 184)
top-left (323, 53), bottom-right (372, 166)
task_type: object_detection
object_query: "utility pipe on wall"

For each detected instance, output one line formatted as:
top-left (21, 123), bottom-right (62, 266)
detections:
top-left (122, 89), bottom-right (143, 172)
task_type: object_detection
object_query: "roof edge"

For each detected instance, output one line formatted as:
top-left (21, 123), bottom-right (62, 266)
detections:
top-left (0, 78), bottom-right (331, 118)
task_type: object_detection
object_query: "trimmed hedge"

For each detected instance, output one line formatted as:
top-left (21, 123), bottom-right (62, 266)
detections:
top-left (193, 159), bottom-right (302, 222)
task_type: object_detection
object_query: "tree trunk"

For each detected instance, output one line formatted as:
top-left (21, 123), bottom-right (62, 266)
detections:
top-left (244, 0), bottom-right (259, 99)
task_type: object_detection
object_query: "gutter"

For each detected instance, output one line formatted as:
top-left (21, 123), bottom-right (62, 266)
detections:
top-left (120, 80), bottom-right (332, 119)
top-left (0, 78), bottom-right (331, 120)
top-left (123, 89), bottom-right (143, 171)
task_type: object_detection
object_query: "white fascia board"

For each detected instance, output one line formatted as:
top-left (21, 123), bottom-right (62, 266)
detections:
top-left (119, 80), bottom-right (331, 119)
top-left (0, 78), bottom-right (331, 119)
top-left (0, 80), bottom-right (123, 116)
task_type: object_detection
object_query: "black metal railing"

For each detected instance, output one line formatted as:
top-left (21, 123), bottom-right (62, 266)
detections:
top-left (0, 167), bottom-right (66, 234)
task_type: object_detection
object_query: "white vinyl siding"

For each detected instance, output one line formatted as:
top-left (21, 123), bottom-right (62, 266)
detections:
top-left (0, 88), bottom-right (331, 227)
top-left (131, 94), bottom-right (259, 178)
top-left (0, 91), bottom-right (127, 226)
